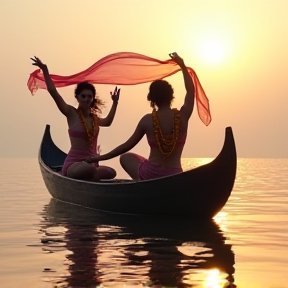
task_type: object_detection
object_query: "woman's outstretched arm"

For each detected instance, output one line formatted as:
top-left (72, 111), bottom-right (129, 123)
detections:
top-left (170, 52), bottom-right (195, 121)
top-left (31, 57), bottom-right (70, 116)
top-left (87, 116), bottom-right (146, 163)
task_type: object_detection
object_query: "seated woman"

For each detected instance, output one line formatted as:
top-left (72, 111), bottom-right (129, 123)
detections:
top-left (31, 56), bottom-right (120, 181)
top-left (85, 52), bottom-right (195, 181)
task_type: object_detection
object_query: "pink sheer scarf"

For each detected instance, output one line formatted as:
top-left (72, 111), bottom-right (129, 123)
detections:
top-left (27, 52), bottom-right (211, 125)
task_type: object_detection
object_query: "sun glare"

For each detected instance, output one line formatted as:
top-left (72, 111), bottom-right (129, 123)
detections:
top-left (198, 37), bottom-right (227, 65)
top-left (186, 27), bottom-right (232, 67)
top-left (203, 269), bottom-right (227, 288)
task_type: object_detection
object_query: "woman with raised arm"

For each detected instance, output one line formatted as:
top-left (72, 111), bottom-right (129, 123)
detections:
top-left (31, 57), bottom-right (120, 181)
top-left (85, 52), bottom-right (195, 181)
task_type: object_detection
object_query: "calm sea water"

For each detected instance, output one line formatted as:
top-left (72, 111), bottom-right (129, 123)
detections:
top-left (0, 158), bottom-right (287, 288)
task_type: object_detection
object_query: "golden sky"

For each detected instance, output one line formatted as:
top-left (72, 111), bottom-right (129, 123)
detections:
top-left (0, 0), bottom-right (287, 158)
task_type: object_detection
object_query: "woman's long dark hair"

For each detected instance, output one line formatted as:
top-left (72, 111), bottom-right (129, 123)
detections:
top-left (75, 82), bottom-right (105, 114)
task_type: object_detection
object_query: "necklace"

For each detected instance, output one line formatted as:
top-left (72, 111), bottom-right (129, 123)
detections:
top-left (77, 109), bottom-right (97, 143)
top-left (152, 108), bottom-right (180, 158)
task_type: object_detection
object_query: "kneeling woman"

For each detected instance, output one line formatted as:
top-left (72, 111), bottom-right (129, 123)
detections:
top-left (86, 52), bottom-right (195, 181)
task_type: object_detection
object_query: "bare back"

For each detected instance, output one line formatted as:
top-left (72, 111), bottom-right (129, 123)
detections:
top-left (142, 107), bottom-right (189, 168)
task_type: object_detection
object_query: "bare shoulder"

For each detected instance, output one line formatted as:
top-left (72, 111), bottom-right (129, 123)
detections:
top-left (141, 113), bottom-right (152, 121)
top-left (67, 105), bottom-right (77, 115)
top-left (139, 113), bottom-right (152, 125)
top-left (66, 105), bottom-right (79, 121)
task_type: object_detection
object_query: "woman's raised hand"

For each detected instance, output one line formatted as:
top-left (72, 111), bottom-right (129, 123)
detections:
top-left (30, 56), bottom-right (47, 70)
top-left (169, 52), bottom-right (185, 67)
top-left (110, 86), bottom-right (121, 103)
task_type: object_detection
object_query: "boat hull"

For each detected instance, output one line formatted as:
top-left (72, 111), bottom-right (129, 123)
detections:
top-left (39, 125), bottom-right (237, 218)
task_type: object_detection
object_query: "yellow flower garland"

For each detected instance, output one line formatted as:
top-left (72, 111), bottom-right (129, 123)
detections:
top-left (77, 109), bottom-right (98, 143)
top-left (152, 108), bottom-right (180, 158)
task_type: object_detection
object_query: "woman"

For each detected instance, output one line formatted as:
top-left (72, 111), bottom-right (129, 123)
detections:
top-left (31, 56), bottom-right (120, 181)
top-left (85, 52), bottom-right (194, 181)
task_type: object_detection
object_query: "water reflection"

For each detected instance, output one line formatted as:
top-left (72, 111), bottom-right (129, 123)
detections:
top-left (39, 198), bottom-right (236, 287)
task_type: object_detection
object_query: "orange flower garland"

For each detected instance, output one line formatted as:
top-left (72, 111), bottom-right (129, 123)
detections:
top-left (77, 109), bottom-right (98, 143)
top-left (152, 108), bottom-right (180, 158)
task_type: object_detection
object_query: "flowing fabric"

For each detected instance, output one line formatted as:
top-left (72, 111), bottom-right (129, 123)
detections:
top-left (27, 52), bottom-right (211, 125)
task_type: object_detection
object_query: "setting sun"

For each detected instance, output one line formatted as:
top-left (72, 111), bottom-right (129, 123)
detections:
top-left (196, 35), bottom-right (228, 65)
top-left (185, 19), bottom-right (234, 67)
top-left (200, 37), bottom-right (226, 64)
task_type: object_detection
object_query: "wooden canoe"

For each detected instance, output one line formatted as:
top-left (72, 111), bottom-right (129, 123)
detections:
top-left (39, 125), bottom-right (237, 218)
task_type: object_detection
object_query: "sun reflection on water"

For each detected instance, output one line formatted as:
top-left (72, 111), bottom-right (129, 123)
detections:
top-left (213, 212), bottom-right (228, 232)
top-left (202, 269), bottom-right (227, 288)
